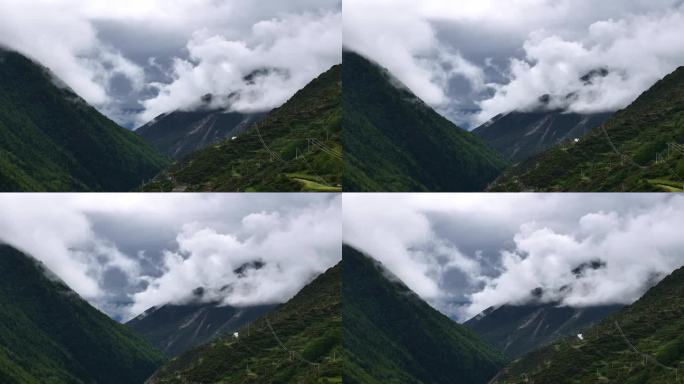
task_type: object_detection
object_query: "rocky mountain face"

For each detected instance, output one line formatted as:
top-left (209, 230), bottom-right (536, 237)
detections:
top-left (136, 107), bottom-right (265, 160)
top-left (127, 300), bottom-right (277, 358)
top-left (473, 110), bottom-right (612, 163)
top-left (142, 64), bottom-right (342, 192)
top-left (465, 302), bottom-right (623, 358)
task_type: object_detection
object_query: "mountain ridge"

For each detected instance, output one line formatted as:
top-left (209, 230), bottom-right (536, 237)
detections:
top-left (343, 50), bottom-right (509, 192)
top-left (0, 48), bottom-right (169, 191)
top-left (343, 244), bottom-right (505, 384)
top-left (0, 244), bottom-right (164, 384)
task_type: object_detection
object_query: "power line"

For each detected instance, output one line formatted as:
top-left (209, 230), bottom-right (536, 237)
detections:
top-left (614, 321), bottom-right (679, 381)
top-left (265, 317), bottom-right (321, 371)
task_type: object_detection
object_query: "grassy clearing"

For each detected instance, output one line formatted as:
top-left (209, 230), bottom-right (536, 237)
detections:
top-left (648, 178), bottom-right (684, 191)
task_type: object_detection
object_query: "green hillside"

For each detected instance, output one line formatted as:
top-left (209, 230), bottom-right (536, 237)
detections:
top-left (0, 48), bottom-right (169, 192)
top-left (490, 67), bottom-right (684, 192)
top-left (0, 244), bottom-right (164, 384)
top-left (343, 245), bottom-right (505, 384)
top-left (142, 65), bottom-right (342, 192)
top-left (343, 51), bottom-right (508, 192)
top-left (148, 264), bottom-right (341, 384)
top-left (492, 266), bottom-right (684, 384)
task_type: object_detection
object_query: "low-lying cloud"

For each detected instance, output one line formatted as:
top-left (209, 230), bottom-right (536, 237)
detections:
top-left (344, 0), bottom-right (684, 128)
top-left (0, 0), bottom-right (341, 127)
top-left (140, 11), bottom-right (341, 124)
top-left (343, 194), bottom-right (684, 322)
top-left (0, 194), bottom-right (341, 321)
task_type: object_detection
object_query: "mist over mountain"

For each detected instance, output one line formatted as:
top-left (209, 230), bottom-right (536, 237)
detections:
top-left (142, 64), bottom-right (342, 192)
top-left (0, 0), bottom-right (341, 127)
top-left (344, 0), bottom-right (684, 128)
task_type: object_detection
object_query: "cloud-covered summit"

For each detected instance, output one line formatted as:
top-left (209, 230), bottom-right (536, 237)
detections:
top-left (343, 194), bottom-right (684, 321)
top-left (0, 0), bottom-right (341, 127)
top-left (0, 194), bottom-right (341, 321)
top-left (344, 0), bottom-right (684, 128)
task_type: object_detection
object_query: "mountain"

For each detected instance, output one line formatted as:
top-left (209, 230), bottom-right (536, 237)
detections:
top-left (127, 300), bottom-right (276, 357)
top-left (492, 266), bottom-right (684, 384)
top-left (473, 111), bottom-right (612, 163)
top-left (147, 264), bottom-right (341, 383)
top-left (0, 244), bottom-right (164, 384)
top-left (343, 245), bottom-right (505, 384)
top-left (489, 66), bottom-right (684, 192)
top-left (342, 50), bottom-right (508, 192)
top-left (136, 107), bottom-right (265, 160)
top-left (0, 48), bottom-right (169, 192)
top-left (142, 65), bottom-right (342, 192)
top-left (465, 303), bottom-right (623, 358)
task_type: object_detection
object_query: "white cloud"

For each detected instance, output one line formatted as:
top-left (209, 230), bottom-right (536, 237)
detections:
top-left (475, 9), bottom-right (684, 124)
top-left (344, 0), bottom-right (484, 108)
top-left (0, 0), bottom-right (144, 106)
top-left (140, 10), bottom-right (341, 124)
top-left (344, 0), bottom-right (684, 128)
top-left (466, 202), bottom-right (684, 317)
top-left (0, 194), bottom-right (341, 321)
top-left (129, 200), bottom-right (342, 317)
top-left (343, 194), bottom-right (684, 321)
top-left (0, 0), bottom-right (341, 127)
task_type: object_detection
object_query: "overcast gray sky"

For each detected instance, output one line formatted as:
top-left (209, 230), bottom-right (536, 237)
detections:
top-left (344, 0), bottom-right (684, 128)
top-left (0, 194), bottom-right (341, 321)
top-left (344, 194), bottom-right (684, 322)
top-left (0, 0), bottom-right (341, 128)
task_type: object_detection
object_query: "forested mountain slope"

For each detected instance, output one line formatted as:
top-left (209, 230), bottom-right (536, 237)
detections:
top-left (492, 266), bottom-right (684, 384)
top-left (142, 65), bottom-right (341, 192)
top-left (148, 264), bottom-right (341, 384)
top-left (0, 48), bottom-right (169, 191)
top-left (343, 51), bottom-right (508, 192)
top-left (490, 67), bottom-right (684, 192)
top-left (0, 244), bottom-right (164, 384)
top-left (343, 245), bottom-right (505, 384)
